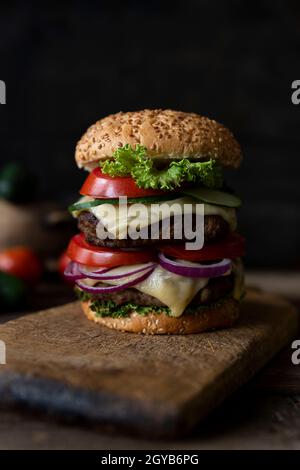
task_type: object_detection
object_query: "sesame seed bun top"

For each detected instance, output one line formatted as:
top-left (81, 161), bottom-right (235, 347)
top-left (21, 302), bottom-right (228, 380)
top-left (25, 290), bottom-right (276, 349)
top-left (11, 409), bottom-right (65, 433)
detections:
top-left (75, 109), bottom-right (242, 170)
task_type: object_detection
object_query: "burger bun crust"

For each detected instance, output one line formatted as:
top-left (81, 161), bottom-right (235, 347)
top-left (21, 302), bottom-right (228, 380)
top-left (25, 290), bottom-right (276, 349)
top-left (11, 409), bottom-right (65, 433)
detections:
top-left (81, 297), bottom-right (240, 335)
top-left (75, 109), bottom-right (242, 170)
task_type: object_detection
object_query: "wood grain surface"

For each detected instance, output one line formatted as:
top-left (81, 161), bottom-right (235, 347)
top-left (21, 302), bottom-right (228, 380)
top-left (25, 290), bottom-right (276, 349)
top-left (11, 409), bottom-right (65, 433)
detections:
top-left (0, 289), bottom-right (297, 438)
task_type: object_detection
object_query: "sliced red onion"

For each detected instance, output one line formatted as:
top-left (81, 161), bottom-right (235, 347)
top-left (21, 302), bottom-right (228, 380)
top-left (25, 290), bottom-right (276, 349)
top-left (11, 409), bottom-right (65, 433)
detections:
top-left (78, 265), bottom-right (111, 278)
top-left (158, 253), bottom-right (231, 278)
top-left (78, 262), bottom-right (156, 280)
top-left (75, 266), bottom-right (155, 294)
top-left (64, 262), bottom-right (86, 281)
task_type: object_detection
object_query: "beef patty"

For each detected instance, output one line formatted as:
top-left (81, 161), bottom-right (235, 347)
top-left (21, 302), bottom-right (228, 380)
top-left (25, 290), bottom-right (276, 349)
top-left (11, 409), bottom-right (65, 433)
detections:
top-left (84, 275), bottom-right (233, 308)
top-left (78, 211), bottom-right (229, 248)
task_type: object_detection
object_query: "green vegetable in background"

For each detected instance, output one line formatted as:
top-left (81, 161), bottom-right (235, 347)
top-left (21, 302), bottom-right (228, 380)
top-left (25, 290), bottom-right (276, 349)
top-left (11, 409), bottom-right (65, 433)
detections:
top-left (100, 144), bottom-right (223, 190)
top-left (0, 162), bottom-right (37, 203)
top-left (0, 271), bottom-right (27, 310)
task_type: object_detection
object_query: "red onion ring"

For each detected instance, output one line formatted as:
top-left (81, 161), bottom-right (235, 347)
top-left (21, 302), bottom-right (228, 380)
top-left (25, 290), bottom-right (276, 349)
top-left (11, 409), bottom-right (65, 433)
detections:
top-left (78, 262), bottom-right (156, 280)
top-left (75, 266), bottom-right (155, 294)
top-left (158, 253), bottom-right (231, 278)
top-left (77, 265), bottom-right (110, 278)
top-left (64, 262), bottom-right (86, 281)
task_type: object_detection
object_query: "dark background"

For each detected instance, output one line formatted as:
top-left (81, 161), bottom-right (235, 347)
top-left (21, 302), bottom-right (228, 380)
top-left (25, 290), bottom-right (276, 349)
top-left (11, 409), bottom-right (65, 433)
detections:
top-left (0, 0), bottom-right (299, 268)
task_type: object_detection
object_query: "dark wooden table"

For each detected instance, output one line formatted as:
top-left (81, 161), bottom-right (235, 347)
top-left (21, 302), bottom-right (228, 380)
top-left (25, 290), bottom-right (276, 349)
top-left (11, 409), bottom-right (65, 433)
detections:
top-left (0, 272), bottom-right (299, 450)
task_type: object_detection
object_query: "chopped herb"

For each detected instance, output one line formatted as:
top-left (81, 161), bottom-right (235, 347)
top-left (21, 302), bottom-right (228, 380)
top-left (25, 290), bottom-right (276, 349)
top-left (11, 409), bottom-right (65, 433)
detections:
top-left (74, 287), bottom-right (233, 318)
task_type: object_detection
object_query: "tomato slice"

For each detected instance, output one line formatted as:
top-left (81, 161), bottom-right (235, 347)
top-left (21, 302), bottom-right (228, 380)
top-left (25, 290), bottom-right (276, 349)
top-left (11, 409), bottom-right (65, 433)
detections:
top-left (58, 251), bottom-right (71, 277)
top-left (67, 233), bottom-right (157, 267)
top-left (160, 233), bottom-right (245, 262)
top-left (80, 168), bottom-right (170, 198)
top-left (0, 246), bottom-right (43, 284)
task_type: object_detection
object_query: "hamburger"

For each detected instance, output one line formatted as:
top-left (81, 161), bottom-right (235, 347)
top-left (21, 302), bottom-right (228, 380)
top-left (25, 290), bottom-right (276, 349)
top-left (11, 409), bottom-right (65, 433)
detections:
top-left (65, 109), bottom-right (245, 334)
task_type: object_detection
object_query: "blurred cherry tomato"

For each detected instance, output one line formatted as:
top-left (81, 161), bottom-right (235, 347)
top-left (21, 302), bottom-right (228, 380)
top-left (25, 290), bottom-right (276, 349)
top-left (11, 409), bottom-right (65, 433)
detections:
top-left (58, 250), bottom-right (71, 278)
top-left (0, 247), bottom-right (43, 284)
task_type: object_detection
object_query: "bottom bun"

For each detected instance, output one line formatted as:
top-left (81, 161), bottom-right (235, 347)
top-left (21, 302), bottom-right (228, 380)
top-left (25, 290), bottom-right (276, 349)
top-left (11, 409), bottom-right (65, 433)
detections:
top-left (81, 297), bottom-right (240, 334)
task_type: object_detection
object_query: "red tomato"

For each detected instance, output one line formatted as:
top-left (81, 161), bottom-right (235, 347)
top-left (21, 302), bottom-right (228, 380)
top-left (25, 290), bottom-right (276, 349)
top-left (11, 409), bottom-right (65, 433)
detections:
top-left (160, 233), bottom-right (246, 261)
top-left (0, 247), bottom-right (43, 283)
top-left (80, 168), bottom-right (170, 198)
top-left (58, 251), bottom-right (71, 277)
top-left (67, 233), bottom-right (157, 267)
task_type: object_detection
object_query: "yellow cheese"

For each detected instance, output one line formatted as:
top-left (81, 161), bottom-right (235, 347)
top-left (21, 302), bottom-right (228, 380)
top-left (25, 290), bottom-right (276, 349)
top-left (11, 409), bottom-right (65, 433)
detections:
top-left (90, 196), bottom-right (237, 239)
top-left (83, 263), bottom-right (210, 317)
top-left (204, 203), bottom-right (237, 231)
top-left (134, 266), bottom-right (209, 317)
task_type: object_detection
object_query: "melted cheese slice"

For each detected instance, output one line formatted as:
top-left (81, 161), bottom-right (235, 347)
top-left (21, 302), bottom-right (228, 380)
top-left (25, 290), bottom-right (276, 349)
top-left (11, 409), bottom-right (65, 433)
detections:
top-left (204, 203), bottom-right (237, 231)
top-left (134, 266), bottom-right (209, 317)
top-left (83, 264), bottom-right (209, 317)
top-left (90, 196), bottom-right (237, 239)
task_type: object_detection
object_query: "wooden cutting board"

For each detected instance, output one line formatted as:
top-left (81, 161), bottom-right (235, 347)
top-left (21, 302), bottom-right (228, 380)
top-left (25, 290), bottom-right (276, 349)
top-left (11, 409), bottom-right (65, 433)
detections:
top-left (0, 289), bottom-right (297, 438)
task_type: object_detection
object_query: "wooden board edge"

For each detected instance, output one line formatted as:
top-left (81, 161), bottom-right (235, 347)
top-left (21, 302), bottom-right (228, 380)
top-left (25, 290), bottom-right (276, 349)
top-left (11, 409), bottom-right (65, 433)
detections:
top-left (175, 302), bottom-right (299, 432)
top-left (0, 371), bottom-right (181, 438)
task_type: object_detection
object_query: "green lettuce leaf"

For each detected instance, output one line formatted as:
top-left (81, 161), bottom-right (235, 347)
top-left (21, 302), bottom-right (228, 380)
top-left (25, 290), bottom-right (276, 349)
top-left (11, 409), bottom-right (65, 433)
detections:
top-left (100, 144), bottom-right (223, 190)
top-left (101, 144), bottom-right (145, 177)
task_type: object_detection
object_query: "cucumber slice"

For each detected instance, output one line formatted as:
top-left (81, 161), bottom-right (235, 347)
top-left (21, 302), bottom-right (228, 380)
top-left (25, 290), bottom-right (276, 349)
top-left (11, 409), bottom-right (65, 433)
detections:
top-left (69, 194), bottom-right (181, 213)
top-left (69, 199), bottom-right (119, 212)
top-left (181, 187), bottom-right (242, 208)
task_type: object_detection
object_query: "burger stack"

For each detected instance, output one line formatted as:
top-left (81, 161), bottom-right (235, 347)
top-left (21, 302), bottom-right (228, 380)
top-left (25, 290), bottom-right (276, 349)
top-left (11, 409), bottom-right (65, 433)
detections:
top-left (65, 109), bottom-right (245, 334)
